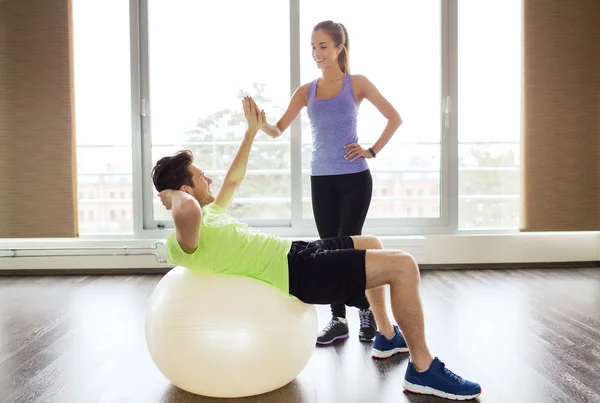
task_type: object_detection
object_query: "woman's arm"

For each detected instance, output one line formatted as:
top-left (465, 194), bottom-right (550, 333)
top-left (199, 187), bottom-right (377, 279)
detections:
top-left (356, 74), bottom-right (402, 155)
top-left (259, 83), bottom-right (310, 138)
top-left (345, 75), bottom-right (402, 161)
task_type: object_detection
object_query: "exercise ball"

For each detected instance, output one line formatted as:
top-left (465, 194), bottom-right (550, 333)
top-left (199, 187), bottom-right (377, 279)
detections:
top-left (145, 266), bottom-right (318, 398)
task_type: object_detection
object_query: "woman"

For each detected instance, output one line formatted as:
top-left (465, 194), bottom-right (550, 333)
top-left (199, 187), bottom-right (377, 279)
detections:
top-left (256, 20), bottom-right (402, 344)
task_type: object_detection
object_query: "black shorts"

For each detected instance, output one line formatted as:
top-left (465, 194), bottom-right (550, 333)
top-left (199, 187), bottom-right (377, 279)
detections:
top-left (287, 236), bottom-right (368, 308)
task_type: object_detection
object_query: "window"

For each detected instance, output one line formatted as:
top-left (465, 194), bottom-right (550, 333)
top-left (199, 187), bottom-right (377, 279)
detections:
top-left (141, 0), bottom-right (290, 228)
top-left (124, 1), bottom-right (521, 235)
top-left (300, 0), bottom-right (443, 225)
top-left (458, 0), bottom-right (521, 230)
top-left (139, 0), bottom-right (449, 233)
top-left (73, 0), bottom-right (134, 235)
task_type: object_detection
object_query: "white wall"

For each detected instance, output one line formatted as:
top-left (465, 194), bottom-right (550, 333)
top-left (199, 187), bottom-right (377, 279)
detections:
top-left (1, 232), bottom-right (598, 271)
top-left (424, 232), bottom-right (599, 264)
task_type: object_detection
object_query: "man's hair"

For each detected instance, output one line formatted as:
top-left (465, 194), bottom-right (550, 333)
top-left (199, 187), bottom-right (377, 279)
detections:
top-left (151, 150), bottom-right (195, 192)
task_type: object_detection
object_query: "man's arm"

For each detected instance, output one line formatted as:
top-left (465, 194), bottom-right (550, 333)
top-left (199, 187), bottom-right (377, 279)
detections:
top-left (214, 96), bottom-right (263, 211)
top-left (159, 190), bottom-right (202, 254)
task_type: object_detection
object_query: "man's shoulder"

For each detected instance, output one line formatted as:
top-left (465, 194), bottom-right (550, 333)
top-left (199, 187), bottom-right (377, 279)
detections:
top-left (203, 203), bottom-right (224, 214)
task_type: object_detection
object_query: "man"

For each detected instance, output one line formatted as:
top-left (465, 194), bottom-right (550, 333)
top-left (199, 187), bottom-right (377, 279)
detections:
top-left (152, 96), bottom-right (482, 400)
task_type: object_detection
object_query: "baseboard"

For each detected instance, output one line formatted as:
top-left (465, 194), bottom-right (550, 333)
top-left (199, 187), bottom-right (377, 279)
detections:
top-left (1, 261), bottom-right (598, 276)
top-left (0, 268), bottom-right (171, 276)
top-left (419, 260), bottom-right (600, 270)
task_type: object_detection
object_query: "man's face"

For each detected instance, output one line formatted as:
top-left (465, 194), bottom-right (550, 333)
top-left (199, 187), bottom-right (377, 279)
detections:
top-left (181, 164), bottom-right (214, 206)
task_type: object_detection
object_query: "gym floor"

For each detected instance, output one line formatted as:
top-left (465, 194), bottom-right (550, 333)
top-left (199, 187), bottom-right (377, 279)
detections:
top-left (1, 268), bottom-right (599, 403)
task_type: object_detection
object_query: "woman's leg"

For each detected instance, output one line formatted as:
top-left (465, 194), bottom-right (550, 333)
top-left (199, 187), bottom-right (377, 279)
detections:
top-left (311, 175), bottom-right (348, 343)
top-left (337, 170), bottom-right (378, 340)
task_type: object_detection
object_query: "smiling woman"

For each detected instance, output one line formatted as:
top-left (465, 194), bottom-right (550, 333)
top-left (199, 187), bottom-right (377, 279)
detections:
top-left (299, 3), bottom-right (442, 224)
top-left (252, 18), bottom-right (403, 343)
top-left (312, 20), bottom-right (351, 75)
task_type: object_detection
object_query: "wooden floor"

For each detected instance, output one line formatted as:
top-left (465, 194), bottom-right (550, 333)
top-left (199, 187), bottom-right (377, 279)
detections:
top-left (1, 268), bottom-right (600, 403)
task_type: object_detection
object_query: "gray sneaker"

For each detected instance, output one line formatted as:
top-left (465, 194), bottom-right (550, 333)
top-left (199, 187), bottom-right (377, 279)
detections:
top-left (316, 317), bottom-right (349, 344)
top-left (358, 309), bottom-right (377, 341)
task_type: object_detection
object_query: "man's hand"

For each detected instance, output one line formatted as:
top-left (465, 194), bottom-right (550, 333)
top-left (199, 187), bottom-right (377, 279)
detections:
top-left (247, 97), bottom-right (270, 133)
top-left (213, 97), bottom-right (264, 211)
top-left (158, 189), bottom-right (195, 210)
top-left (243, 96), bottom-right (264, 134)
top-left (158, 189), bottom-right (177, 210)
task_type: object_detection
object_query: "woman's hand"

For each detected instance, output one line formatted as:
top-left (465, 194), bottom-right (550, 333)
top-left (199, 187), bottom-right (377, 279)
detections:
top-left (247, 97), bottom-right (281, 138)
top-left (344, 143), bottom-right (374, 162)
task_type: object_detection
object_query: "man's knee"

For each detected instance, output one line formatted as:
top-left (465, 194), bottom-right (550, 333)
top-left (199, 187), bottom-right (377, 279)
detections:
top-left (352, 235), bottom-right (383, 250)
top-left (365, 235), bottom-right (383, 250)
top-left (390, 251), bottom-right (420, 284)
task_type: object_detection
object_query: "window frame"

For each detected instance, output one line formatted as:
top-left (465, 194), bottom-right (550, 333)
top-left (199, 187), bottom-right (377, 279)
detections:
top-left (133, 0), bottom-right (464, 238)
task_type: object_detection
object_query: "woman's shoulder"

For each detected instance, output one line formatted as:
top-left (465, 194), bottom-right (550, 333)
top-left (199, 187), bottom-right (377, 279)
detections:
top-left (296, 80), bottom-right (315, 100)
top-left (349, 74), bottom-right (369, 84)
top-left (301, 78), bottom-right (318, 88)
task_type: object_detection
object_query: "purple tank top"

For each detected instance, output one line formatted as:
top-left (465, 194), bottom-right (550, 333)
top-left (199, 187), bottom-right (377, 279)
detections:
top-left (307, 74), bottom-right (369, 176)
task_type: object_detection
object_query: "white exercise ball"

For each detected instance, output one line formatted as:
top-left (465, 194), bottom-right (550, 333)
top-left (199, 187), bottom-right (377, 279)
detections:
top-left (145, 266), bottom-right (318, 398)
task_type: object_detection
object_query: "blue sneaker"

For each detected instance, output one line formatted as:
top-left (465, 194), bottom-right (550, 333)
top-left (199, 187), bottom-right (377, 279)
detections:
top-left (403, 357), bottom-right (482, 400)
top-left (371, 325), bottom-right (409, 358)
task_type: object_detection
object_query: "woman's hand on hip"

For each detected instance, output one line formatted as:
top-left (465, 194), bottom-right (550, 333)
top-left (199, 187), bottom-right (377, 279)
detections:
top-left (344, 143), bottom-right (373, 162)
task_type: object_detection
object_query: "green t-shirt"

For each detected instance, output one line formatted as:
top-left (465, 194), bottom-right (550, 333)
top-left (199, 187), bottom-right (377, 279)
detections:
top-left (166, 203), bottom-right (293, 295)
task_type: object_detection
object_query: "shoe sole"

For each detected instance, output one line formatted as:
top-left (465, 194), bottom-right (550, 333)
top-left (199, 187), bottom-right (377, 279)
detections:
top-left (359, 336), bottom-right (375, 342)
top-left (402, 379), bottom-right (482, 400)
top-left (316, 333), bottom-right (349, 345)
top-left (371, 346), bottom-right (409, 358)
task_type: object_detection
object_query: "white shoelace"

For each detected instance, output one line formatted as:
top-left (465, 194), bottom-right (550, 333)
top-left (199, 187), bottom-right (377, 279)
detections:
top-left (359, 310), bottom-right (372, 328)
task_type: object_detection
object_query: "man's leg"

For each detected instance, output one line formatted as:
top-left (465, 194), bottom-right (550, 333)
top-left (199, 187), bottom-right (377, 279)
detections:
top-left (365, 286), bottom-right (393, 336)
top-left (351, 236), bottom-right (413, 359)
top-left (356, 236), bottom-right (432, 368)
top-left (351, 235), bottom-right (482, 400)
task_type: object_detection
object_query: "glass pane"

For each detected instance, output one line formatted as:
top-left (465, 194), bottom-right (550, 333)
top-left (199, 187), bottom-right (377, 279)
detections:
top-left (459, 198), bottom-right (520, 230)
top-left (459, 143), bottom-right (520, 168)
top-left (76, 147), bottom-right (134, 234)
top-left (73, 0), bottom-right (133, 234)
top-left (147, 0), bottom-right (290, 221)
top-left (300, 0), bottom-right (442, 220)
top-left (459, 143), bottom-right (520, 196)
top-left (458, 0), bottom-right (522, 229)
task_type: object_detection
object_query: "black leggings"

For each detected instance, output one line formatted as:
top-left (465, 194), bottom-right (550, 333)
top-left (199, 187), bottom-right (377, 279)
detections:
top-left (311, 169), bottom-right (373, 317)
